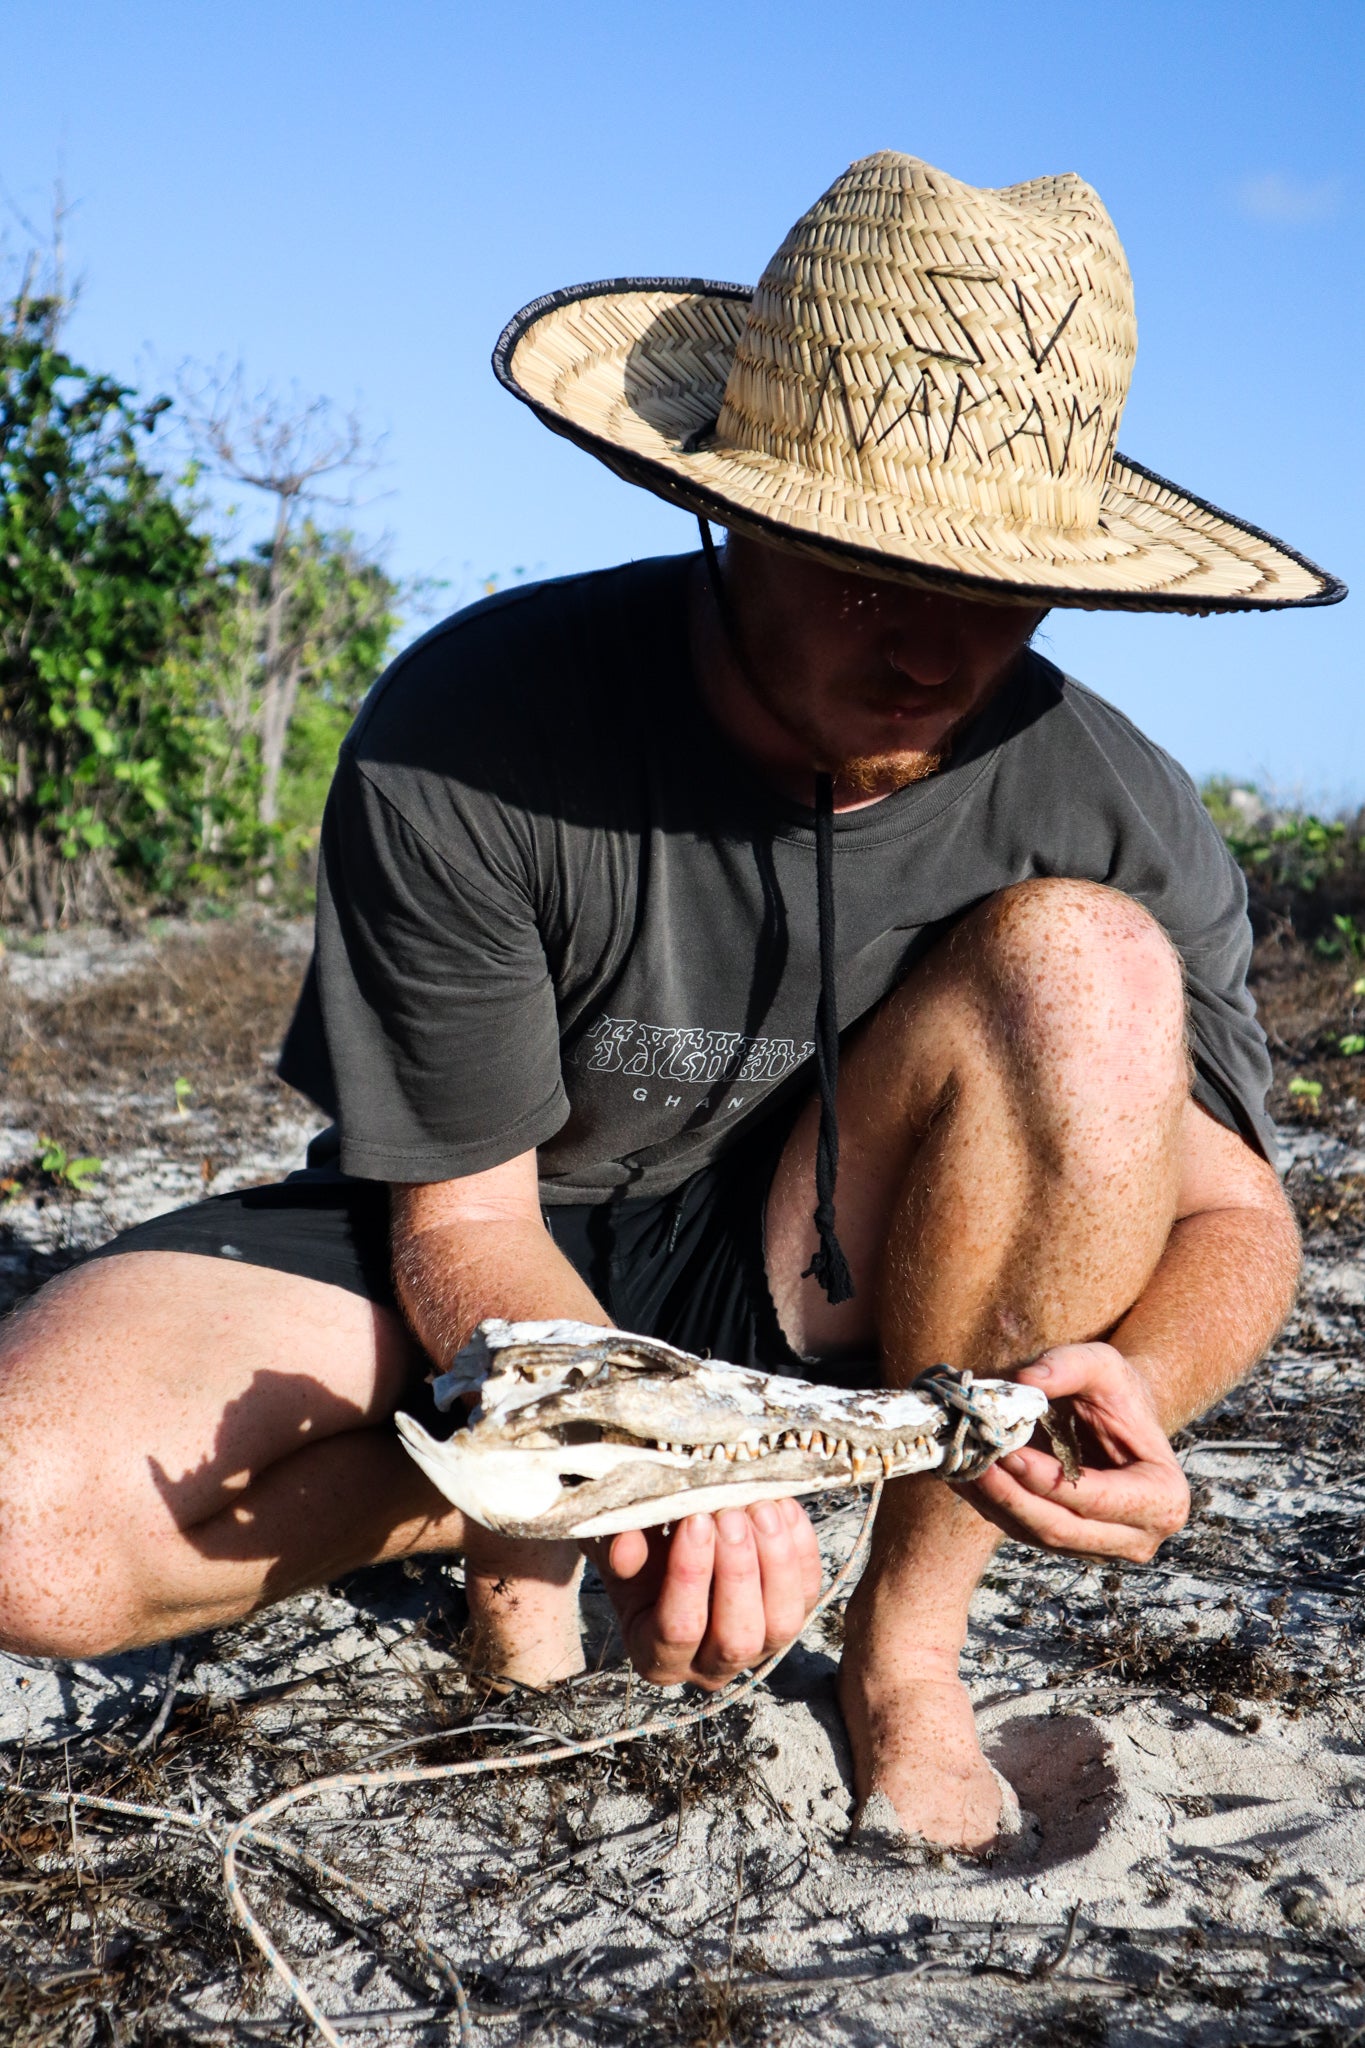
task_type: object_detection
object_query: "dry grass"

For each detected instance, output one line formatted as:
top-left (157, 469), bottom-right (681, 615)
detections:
top-left (1252, 935), bottom-right (1365, 1139)
top-left (0, 918), bottom-right (306, 1163)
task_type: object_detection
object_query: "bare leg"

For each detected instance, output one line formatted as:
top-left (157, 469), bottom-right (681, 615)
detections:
top-left (0, 1252), bottom-right (471, 1655)
top-left (766, 879), bottom-right (1189, 1846)
top-left (0, 1249), bottom-right (600, 1678)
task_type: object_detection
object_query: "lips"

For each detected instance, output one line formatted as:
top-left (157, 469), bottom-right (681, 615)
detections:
top-left (860, 675), bottom-right (969, 720)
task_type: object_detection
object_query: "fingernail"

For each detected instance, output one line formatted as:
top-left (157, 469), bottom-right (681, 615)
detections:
top-left (780, 1497), bottom-right (802, 1527)
top-left (717, 1510), bottom-right (748, 1545)
top-left (1002, 1453), bottom-right (1026, 1475)
top-left (1023, 1362), bottom-right (1052, 1380)
top-left (680, 1514), bottom-right (711, 1545)
top-left (752, 1503), bottom-right (781, 1535)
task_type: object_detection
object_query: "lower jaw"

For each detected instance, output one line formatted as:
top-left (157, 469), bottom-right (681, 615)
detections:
top-left (538, 1451), bottom-right (927, 1542)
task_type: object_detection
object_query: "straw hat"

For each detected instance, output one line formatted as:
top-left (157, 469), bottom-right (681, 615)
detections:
top-left (494, 152), bottom-right (1344, 613)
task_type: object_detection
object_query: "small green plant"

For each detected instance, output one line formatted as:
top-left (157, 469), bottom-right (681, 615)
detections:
top-left (2, 1139), bottom-right (104, 1199)
top-left (173, 1075), bottom-right (194, 1116)
top-left (1287, 1077), bottom-right (1323, 1102)
top-left (1339, 1034), bottom-right (1365, 1058)
top-left (1202, 785), bottom-right (1362, 897)
top-left (1316, 913), bottom-right (1365, 963)
top-left (34, 1137), bottom-right (104, 1192)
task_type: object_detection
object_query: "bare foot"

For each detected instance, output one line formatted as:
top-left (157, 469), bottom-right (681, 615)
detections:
top-left (838, 1657), bottom-right (1002, 1851)
top-left (463, 1532), bottom-right (586, 1688)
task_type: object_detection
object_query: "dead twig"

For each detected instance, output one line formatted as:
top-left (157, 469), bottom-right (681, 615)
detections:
top-left (1032, 1901), bottom-right (1082, 1982)
top-left (135, 1649), bottom-right (186, 1755)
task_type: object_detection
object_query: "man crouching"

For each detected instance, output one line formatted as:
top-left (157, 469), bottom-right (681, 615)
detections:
top-left (0, 149), bottom-right (1333, 1851)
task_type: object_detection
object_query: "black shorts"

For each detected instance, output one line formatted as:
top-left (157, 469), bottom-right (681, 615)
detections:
top-left (81, 1108), bottom-right (807, 1374)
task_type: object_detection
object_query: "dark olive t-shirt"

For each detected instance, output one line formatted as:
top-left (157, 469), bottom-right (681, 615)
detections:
top-left (278, 552), bottom-right (1274, 1198)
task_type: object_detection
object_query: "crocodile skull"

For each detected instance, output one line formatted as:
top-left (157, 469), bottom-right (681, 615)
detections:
top-left (395, 1320), bottom-right (1049, 1540)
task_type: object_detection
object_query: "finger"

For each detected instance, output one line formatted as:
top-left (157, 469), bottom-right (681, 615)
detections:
top-left (748, 1501), bottom-right (809, 1653)
top-left (994, 1446), bottom-right (1189, 1530)
top-left (783, 1496), bottom-right (824, 1612)
top-left (634, 1514), bottom-right (716, 1686)
top-left (695, 1509), bottom-right (766, 1681)
top-left (968, 1465), bottom-right (1179, 1561)
top-left (588, 1528), bottom-right (668, 1623)
top-left (604, 1528), bottom-right (650, 1583)
top-left (969, 1483), bottom-right (1162, 1561)
top-left (1018, 1348), bottom-right (1170, 1460)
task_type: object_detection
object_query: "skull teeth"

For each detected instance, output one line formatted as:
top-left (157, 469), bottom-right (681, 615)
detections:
top-left (627, 1431), bottom-right (918, 1463)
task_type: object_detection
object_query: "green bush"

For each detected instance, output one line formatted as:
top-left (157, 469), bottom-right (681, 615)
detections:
top-left (0, 295), bottom-right (220, 921)
top-left (1202, 780), bottom-right (1365, 943)
top-left (0, 290), bottom-right (404, 925)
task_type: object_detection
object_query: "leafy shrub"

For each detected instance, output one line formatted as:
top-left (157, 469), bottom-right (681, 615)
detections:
top-left (0, 294), bottom-right (219, 922)
top-left (0, 288), bottom-right (404, 925)
top-left (1202, 781), bottom-right (1365, 945)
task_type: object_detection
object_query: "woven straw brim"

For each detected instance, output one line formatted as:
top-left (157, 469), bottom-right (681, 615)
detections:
top-left (495, 279), bottom-right (1345, 615)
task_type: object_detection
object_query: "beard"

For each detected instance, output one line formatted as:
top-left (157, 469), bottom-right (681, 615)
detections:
top-left (834, 741), bottom-right (949, 799)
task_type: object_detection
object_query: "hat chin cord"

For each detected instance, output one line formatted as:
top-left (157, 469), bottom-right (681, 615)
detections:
top-left (696, 516), bottom-right (856, 1309)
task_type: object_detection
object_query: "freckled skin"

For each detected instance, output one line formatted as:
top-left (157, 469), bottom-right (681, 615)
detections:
top-left (0, 536), bottom-right (1300, 1854)
top-left (765, 879), bottom-right (1295, 1849)
top-left (0, 1260), bottom-right (463, 1656)
top-left (703, 540), bottom-right (1297, 1850)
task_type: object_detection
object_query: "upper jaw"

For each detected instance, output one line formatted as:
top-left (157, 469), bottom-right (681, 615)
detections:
top-left (395, 1319), bottom-right (1050, 1541)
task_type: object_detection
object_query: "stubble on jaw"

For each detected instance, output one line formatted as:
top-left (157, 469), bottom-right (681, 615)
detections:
top-left (753, 671), bottom-right (965, 801)
top-left (834, 743), bottom-right (949, 801)
top-left (808, 703), bottom-right (967, 802)
top-left (695, 541), bottom-right (1045, 808)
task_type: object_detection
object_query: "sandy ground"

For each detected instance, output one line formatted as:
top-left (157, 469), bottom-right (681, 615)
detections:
top-left (1, 920), bottom-right (1363, 2046)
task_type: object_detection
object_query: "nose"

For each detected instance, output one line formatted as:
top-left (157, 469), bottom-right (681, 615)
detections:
top-left (884, 596), bottom-right (963, 687)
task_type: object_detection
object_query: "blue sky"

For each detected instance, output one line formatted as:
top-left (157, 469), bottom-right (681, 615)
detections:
top-left (4, 0), bottom-right (1361, 799)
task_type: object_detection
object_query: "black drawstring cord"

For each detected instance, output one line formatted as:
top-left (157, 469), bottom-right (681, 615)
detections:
top-left (697, 515), bottom-right (736, 641)
top-left (802, 772), bottom-right (856, 1305)
top-left (696, 516), bottom-right (855, 1307)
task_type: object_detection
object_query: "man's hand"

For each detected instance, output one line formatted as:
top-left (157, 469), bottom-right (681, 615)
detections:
top-left (589, 1498), bottom-right (823, 1691)
top-left (964, 1342), bottom-right (1189, 1563)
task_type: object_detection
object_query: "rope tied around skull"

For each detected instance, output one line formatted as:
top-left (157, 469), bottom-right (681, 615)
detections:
top-left (911, 1364), bottom-right (1030, 1481)
top-left (396, 1324), bottom-right (1050, 1541)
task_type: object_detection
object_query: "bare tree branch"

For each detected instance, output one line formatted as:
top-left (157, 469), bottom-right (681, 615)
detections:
top-left (173, 364), bottom-right (389, 887)
top-left (176, 361), bottom-right (382, 512)
top-left (0, 179), bottom-right (80, 344)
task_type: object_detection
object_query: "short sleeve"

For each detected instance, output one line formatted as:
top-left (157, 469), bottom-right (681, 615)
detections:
top-left (1063, 689), bottom-right (1278, 1167)
top-left (278, 750), bottom-right (568, 1182)
top-left (1176, 850), bottom-right (1276, 1165)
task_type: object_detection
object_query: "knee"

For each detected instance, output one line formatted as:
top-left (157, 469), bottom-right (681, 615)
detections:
top-left (964, 878), bottom-right (1188, 1103)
